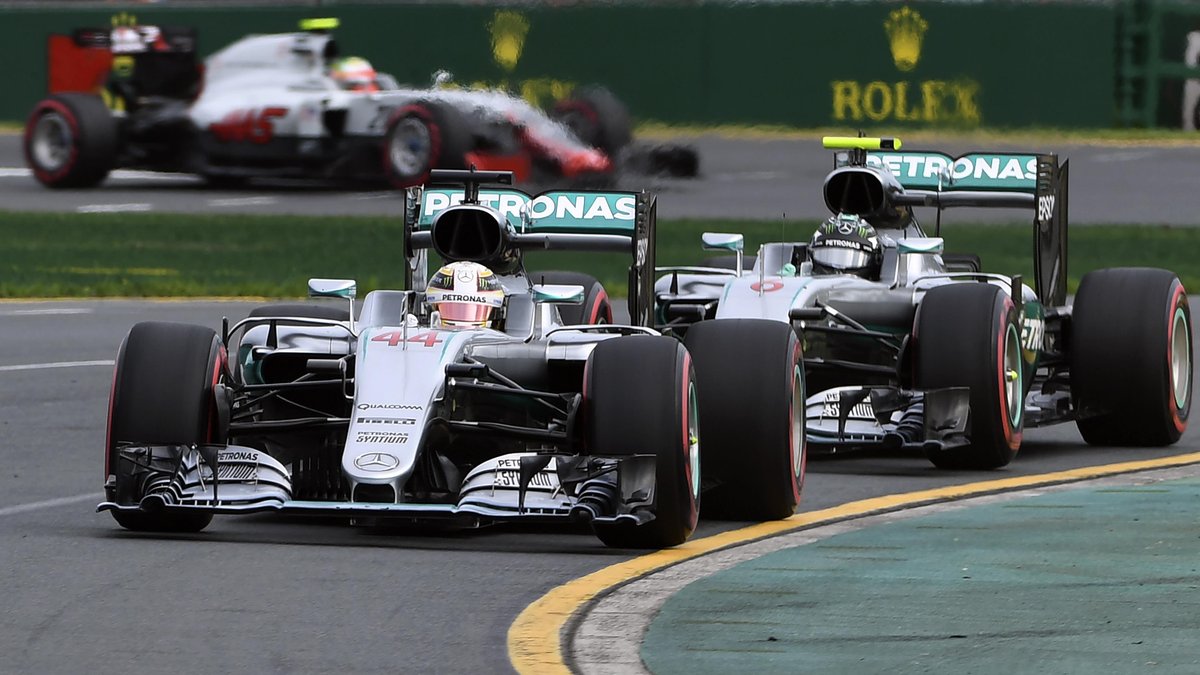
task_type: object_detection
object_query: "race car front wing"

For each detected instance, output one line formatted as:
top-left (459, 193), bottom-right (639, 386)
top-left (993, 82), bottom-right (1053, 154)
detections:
top-left (98, 443), bottom-right (658, 528)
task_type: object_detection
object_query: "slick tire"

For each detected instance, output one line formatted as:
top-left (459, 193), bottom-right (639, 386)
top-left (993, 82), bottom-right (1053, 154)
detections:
top-left (585, 336), bottom-right (699, 548)
top-left (685, 319), bottom-right (804, 520)
top-left (24, 93), bottom-right (117, 188)
top-left (532, 271), bottom-right (612, 325)
top-left (700, 255), bottom-right (757, 273)
top-left (107, 322), bottom-right (226, 533)
top-left (942, 253), bottom-right (983, 273)
top-left (552, 86), bottom-right (633, 156)
top-left (915, 283), bottom-right (1024, 470)
top-left (1071, 268), bottom-right (1191, 446)
top-left (382, 100), bottom-right (471, 188)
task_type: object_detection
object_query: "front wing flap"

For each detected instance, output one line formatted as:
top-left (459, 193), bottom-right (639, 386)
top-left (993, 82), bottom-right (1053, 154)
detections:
top-left (806, 386), bottom-right (970, 453)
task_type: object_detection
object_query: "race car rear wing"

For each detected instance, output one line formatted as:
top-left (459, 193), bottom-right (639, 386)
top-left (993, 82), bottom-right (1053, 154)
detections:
top-left (825, 138), bottom-right (1070, 308)
top-left (403, 169), bottom-right (658, 327)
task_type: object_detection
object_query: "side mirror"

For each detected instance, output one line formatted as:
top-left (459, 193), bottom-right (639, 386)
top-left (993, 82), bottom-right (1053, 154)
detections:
top-left (701, 232), bottom-right (744, 252)
top-left (701, 232), bottom-right (745, 276)
top-left (308, 278), bottom-right (357, 299)
top-left (531, 284), bottom-right (585, 305)
top-left (308, 278), bottom-right (357, 332)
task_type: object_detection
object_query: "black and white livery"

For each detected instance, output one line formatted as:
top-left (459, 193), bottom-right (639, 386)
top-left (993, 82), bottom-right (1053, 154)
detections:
top-left (655, 137), bottom-right (1192, 470)
top-left (25, 20), bottom-right (697, 191)
top-left (100, 170), bottom-right (801, 548)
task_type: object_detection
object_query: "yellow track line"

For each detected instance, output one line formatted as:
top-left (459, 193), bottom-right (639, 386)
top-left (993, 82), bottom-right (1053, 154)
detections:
top-left (508, 452), bottom-right (1200, 674)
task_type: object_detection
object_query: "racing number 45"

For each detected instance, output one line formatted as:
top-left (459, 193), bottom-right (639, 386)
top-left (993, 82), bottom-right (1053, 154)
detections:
top-left (209, 107), bottom-right (287, 144)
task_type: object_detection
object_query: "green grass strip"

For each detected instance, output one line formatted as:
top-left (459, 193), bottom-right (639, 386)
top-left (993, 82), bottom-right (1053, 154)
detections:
top-left (1, 210), bottom-right (1197, 298)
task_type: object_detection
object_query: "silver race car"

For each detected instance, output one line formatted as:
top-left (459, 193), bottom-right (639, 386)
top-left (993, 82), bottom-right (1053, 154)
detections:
top-left (656, 137), bottom-right (1192, 470)
top-left (99, 170), bottom-right (802, 548)
top-left (25, 20), bottom-right (697, 190)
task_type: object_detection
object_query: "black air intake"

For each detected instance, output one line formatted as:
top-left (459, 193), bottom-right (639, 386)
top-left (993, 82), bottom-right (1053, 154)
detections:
top-left (431, 205), bottom-right (506, 261)
top-left (823, 167), bottom-right (897, 219)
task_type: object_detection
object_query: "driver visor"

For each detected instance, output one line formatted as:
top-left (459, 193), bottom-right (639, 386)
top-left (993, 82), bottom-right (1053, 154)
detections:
top-left (437, 302), bottom-right (494, 325)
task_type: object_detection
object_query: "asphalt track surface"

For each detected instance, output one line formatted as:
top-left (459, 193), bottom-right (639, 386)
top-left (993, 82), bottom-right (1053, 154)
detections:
top-left (1, 133), bottom-right (1198, 673)
top-left (4, 133), bottom-right (1200, 224)
top-left (0, 299), bottom-right (1196, 674)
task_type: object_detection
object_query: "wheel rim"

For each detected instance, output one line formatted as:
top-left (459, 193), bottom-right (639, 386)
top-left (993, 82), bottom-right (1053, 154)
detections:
top-left (1003, 323), bottom-right (1023, 428)
top-left (1170, 306), bottom-right (1191, 410)
top-left (686, 379), bottom-right (700, 501)
top-left (388, 117), bottom-right (432, 176)
top-left (31, 111), bottom-right (73, 172)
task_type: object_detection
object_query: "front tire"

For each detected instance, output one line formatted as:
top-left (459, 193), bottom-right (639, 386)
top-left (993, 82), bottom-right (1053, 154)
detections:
top-left (24, 93), bottom-right (117, 188)
top-left (585, 336), bottom-right (699, 548)
top-left (381, 100), bottom-right (471, 188)
top-left (686, 319), bottom-right (804, 520)
top-left (1071, 268), bottom-right (1191, 446)
top-left (106, 322), bottom-right (226, 532)
top-left (915, 283), bottom-right (1024, 470)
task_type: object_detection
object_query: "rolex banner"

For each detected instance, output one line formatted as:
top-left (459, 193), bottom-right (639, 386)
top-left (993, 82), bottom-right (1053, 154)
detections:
top-left (13, 1), bottom-right (1116, 128)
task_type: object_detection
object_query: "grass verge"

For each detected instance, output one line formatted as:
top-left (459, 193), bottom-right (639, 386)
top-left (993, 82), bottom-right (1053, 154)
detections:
top-left (1, 210), bottom-right (1198, 298)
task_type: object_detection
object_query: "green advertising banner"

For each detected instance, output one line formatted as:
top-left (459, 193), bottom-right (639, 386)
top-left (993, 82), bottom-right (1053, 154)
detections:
top-left (1, 2), bottom-right (1117, 129)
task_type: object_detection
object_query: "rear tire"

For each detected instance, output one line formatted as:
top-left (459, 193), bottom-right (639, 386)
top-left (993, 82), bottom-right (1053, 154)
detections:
top-left (700, 254), bottom-right (757, 272)
top-left (1071, 268), bottom-right (1191, 445)
top-left (553, 86), bottom-right (632, 156)
top-left (533, 271), bottom-right (612, 325)
top-left (585, 336), bottom-right (699, 548)
top-left (107, 322), bottom-right (226, 532)
top-left (686, 319), bottom-right (804, 520)
top-left (382, 100), bottom-right (471, 188)
top-left (24, 93), bottom-right (117, 188)
top-left (915, 283), bottom-right (1023, 469)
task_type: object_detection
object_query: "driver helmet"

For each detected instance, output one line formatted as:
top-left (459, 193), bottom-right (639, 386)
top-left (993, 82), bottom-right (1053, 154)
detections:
top-left (425, 261), bottom-right (506, 328)
top-left (330, 56), bottom-right (379, 92)
top-left (808, 212), bottom-right (882, 279)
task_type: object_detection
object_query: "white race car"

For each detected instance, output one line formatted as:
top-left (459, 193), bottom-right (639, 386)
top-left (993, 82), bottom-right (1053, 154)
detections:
top-left (100, 170), bottom-right (801, 548)
top-left (26, 20), bottom-right (696, 190)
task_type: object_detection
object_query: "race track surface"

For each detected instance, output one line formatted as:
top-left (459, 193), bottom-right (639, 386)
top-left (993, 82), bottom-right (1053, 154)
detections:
top-left (1, 299), bottom-right (1196, 673)
top-left (4, 133), bottom-right (1200, 224)
top-left (2, 130), bottom-right (1198, 673)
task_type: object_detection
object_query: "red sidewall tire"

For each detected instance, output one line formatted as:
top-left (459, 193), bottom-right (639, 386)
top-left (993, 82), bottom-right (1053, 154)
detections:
top-left (585, 336), bottom-right (699, 548)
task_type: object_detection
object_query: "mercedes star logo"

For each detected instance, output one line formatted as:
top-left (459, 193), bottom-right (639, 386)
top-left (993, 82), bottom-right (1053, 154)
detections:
top-left (354, 452), bottom-right (400, 471)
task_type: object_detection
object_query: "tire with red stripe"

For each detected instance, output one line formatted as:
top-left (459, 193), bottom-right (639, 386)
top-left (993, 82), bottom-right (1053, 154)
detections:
top-left (585, 336), bottom-right (699, 548)
top-left (381, 100), bottom-right (471, 188)
top-left (533, 271), bottom-right (612, 325)
top-left (552, 86), bottom-right (632, 156)
top-left (915, 283), bottom-right (1024, 469)
top-left (685, 319), bottom-right (804, 521)
top-left (106, 322), bottom-right (227, 532)
top-left (1071, 267), bottom-right (1191, 446)
top-left (23, 93), bottom-right (117, 188)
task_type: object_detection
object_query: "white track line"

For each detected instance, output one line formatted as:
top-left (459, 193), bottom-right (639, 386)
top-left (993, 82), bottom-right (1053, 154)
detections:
top-left (76, 203), bottom-right (153, 213)
top-left (0, 308), bottom-right (93, 316)
top-left (207, 196), bottom-right (277, 207)
top-left (0, 359), bottom-right (114, 373)
top-left (0, 493), bottom-right (100, 517)
top-left (0, 167), bottom-right (196, 182)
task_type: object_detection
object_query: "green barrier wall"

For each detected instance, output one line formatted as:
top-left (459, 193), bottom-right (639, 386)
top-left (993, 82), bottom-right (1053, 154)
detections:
top-left (3, 2), bottom-right (1117, 128)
